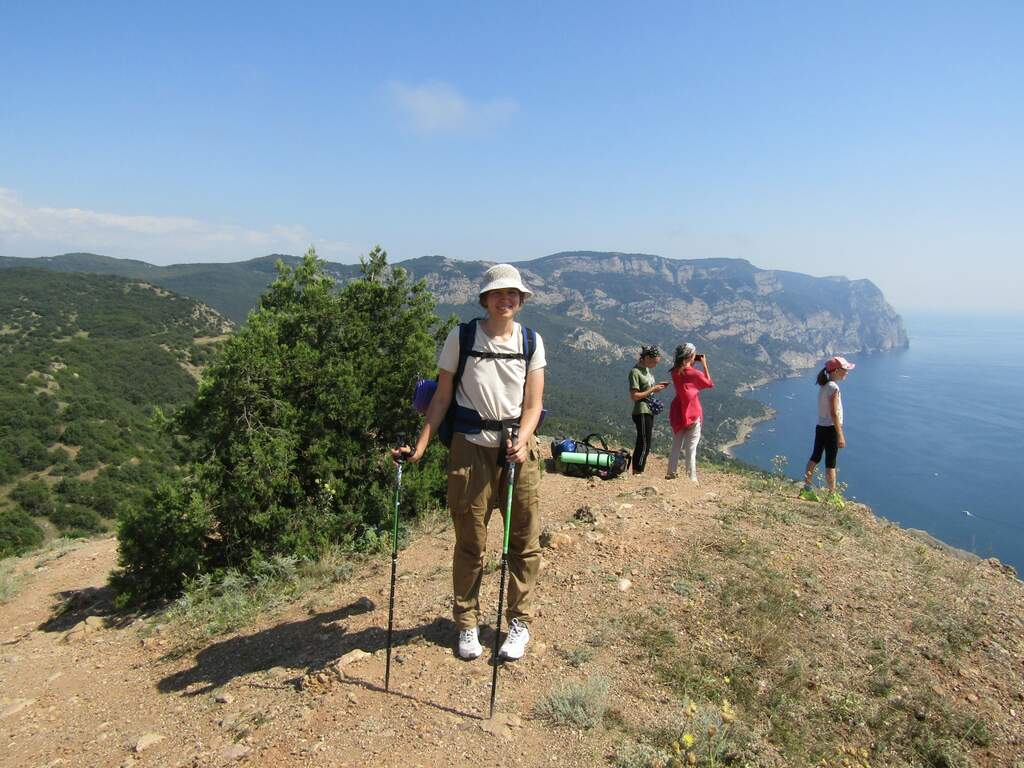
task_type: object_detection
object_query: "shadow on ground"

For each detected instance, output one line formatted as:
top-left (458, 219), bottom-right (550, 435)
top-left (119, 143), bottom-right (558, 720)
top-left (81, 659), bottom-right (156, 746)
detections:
top-left (157, 597), bottom-right (459, 697)
top-left (38, 585), bottom-right (117, 632)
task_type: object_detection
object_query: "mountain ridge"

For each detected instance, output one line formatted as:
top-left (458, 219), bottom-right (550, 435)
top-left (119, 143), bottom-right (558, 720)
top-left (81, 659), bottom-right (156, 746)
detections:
top-left (0, 250), bottom-right (907, 450)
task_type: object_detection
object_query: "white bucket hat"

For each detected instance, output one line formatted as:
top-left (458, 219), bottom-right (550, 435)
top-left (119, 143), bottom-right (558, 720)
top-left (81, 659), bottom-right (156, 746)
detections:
top-left (478, 263), bottom-right (532, 300)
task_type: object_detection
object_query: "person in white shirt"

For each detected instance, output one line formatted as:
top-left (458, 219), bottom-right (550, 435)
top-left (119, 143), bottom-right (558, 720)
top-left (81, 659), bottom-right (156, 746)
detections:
top-left (800, 356), bottom-right (854, 507)
top-left (395, 264), bottom-right (545, 662)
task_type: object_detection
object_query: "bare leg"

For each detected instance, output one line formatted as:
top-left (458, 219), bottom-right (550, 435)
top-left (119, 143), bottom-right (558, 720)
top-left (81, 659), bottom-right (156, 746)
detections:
top-left (825, 468), bottom-right (837, 493)
top-left (803, 460), bottom-right (817, 486)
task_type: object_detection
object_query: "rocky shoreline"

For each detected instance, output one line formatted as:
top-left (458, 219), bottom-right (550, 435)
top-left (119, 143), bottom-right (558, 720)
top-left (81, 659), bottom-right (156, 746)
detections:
top-left (719, 410), bottom-right (777, 458)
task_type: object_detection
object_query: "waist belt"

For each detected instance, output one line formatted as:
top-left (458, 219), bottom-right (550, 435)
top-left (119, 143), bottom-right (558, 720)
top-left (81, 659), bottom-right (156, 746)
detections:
top-left (453, 404), bottom-right (519, 436)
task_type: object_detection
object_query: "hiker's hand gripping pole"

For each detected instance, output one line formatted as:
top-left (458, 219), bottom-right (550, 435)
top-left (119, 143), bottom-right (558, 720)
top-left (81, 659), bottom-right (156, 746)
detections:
top-left (385, 435), bottom-right (406, 694)
top-left (490, 423), bottom-right (520, 718)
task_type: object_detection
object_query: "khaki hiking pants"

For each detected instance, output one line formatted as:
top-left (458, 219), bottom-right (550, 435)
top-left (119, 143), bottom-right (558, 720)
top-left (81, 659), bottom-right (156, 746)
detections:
top-left (447, 432), bottom-right (542, 630)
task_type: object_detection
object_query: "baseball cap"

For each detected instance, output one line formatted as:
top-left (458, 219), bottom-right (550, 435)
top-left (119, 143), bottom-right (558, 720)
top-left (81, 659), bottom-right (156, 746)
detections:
top-left (825, 356), bottom-right (855, 372)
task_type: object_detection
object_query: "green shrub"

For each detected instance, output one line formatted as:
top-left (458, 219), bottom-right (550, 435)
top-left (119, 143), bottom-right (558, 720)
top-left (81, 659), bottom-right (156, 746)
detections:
top-left (0, 507), bottom-right (45, 558)
top-left (111, 482), bottom-right (212, 607)
top-left (49, 503), bottom-right (104, 535)
top-left (534, 676), bottom-right (610, 729)
top-left (10, 479), bottom-right (55, 516)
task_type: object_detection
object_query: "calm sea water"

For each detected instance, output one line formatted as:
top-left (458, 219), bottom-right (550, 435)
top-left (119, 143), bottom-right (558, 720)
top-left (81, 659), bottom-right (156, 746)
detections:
top-left (732, 313), bottom-right (1024, 574)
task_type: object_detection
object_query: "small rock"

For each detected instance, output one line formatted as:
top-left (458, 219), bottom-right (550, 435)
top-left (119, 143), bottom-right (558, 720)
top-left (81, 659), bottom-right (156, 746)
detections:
top-left (532, 642), bottom-right (548, 659)
top-left (222, 744), bottom-right (251, 761)
top-left (618, 579), bottom-right (632, 592)
top-left (134, 733), bottom-right (165, 753)
top-left (338, 649), bottom-right (371, 666)
top-left (0, 698), bottom-right (35, 720)
top-left (84, 616), bottom-right (105, 630)
top-left (966, 693), bottom-right (979, 703)
top-left (479, 716), bottom-right (513, 739)
top-left (62, 622), bottom-right (92, 643)
top-left (573, 506), bottom-right (596, 524)
top-left (540, 529), bottom-right (573, 550)
top-left (347, 692), bottom-right (359, 705)
top-left (215, 693), bottom-right (235, 704)
top-left (394, 653), bottom-right (407, 664)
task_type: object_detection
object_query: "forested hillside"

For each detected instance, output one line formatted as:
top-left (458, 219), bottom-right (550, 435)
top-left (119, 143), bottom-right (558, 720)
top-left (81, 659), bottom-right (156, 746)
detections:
top-left (0, 269), bottom-right (231, 556)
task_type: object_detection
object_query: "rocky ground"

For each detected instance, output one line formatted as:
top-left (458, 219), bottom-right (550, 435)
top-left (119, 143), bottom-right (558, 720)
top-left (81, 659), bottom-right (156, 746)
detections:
top-left (2, 454), bottom-right (1022, 768)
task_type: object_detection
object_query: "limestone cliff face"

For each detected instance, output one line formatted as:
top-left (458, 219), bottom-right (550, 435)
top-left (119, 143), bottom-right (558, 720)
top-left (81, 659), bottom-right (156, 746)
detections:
top-left (401, 251), bottom-right (908, 371)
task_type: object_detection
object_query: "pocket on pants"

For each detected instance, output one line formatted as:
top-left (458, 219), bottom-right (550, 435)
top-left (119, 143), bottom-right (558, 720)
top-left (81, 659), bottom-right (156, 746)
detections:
top-left (448, 465), bottom-right (471, 514)
top-left (447, 435), bottom-right (473, 514)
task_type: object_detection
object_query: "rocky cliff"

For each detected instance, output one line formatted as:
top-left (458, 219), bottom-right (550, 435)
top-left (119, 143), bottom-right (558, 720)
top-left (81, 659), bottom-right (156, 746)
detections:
top-left (401, 251), bottom-right (907, 372)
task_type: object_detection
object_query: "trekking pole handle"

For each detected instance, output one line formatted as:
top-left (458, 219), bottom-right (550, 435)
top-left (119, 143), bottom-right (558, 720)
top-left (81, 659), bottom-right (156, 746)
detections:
top-left (506, 424), bottom-right (520, 465)
top-left (393, 434), bottom-right (408, 464)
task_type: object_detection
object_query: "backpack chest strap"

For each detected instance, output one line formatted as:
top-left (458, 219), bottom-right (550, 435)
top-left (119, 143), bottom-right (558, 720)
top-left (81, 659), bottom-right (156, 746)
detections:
top-left (467, 350), bottom-right (527, 361)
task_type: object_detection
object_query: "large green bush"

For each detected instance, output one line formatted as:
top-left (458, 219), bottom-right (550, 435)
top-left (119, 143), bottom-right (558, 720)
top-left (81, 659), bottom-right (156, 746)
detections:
top-left (0, 507), bottom-right (45, 558)
top-left (113, 246), bottom-right (451, 604)
top-left (11, 479), bottom-right (55, 517)
top-left (111, 481), bottom-right (212, 609)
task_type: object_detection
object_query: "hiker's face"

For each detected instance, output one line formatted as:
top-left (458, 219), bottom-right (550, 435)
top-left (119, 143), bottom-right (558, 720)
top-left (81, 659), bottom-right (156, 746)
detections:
top-left (642, 354), bottom-right (660, 368)
top-left (484, 288), bottom-right (521, 317)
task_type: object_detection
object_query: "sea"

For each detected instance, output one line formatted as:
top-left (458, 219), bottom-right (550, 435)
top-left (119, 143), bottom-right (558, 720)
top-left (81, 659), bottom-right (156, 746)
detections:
top-left (731, 313), bottom-right (1024, 574)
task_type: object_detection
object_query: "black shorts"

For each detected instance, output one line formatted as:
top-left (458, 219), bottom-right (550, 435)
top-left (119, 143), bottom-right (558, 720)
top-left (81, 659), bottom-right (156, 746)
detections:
top-left (810, 425), bottom-right (839, 469)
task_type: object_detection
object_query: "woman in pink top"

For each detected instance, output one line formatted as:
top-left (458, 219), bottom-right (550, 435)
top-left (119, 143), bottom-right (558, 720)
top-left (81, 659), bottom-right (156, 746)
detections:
top-left (666, 343), bottom-right (714, 483)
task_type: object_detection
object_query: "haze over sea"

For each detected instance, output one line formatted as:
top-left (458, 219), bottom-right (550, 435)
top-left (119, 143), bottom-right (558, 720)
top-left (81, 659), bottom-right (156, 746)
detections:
top-left (732, 313), bottom-right (1024, 574)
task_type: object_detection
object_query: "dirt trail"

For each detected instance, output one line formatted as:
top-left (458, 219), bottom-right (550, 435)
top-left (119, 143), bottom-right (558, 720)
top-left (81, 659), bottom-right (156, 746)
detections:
top-left (2, 455), bottom-right (1022, 768)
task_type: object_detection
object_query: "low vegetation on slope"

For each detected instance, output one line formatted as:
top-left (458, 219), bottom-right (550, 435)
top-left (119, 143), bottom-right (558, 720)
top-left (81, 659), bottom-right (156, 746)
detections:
top-left (0, 269), bottom-right (230, 557)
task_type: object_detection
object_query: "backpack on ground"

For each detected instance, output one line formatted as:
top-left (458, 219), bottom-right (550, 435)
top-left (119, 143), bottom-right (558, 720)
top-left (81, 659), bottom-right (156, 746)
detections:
top-left (550, 433), bottom-right (630, 480)
top-left (413, 318), bottom-right (542, 447)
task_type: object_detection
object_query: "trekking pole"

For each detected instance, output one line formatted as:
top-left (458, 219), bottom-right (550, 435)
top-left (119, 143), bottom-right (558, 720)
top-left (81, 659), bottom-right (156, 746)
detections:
top-left (489, 423), bottom-right (519, 718)
top-left (385, 435), bottom-right (405, 694)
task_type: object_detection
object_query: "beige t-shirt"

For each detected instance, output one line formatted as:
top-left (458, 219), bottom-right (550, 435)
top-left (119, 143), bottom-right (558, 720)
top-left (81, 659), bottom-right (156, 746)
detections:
top-left (438, 320), bottom-right (546, 448)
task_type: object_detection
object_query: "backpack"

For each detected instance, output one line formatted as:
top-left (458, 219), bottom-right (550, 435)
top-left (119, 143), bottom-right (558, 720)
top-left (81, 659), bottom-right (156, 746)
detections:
top-left (550, 433), bottom-right (630, 480)
top-left (414, 318), bottom-right (541, 447)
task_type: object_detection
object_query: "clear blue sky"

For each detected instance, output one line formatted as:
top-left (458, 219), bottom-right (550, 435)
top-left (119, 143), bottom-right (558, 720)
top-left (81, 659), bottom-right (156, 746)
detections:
top-left (2, 2), bottom-right (1021, 312)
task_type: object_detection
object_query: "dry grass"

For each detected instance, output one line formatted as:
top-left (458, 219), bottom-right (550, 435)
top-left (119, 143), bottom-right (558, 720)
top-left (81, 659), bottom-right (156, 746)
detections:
top-left (607, 460), bottom-right (1012, 767)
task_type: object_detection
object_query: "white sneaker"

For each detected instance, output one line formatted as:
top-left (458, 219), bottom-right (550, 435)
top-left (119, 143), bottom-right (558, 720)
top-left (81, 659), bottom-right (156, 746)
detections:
top-left (457, 626), bottom-right (482, 659)
top-left (498, 618), bottom-right (530, 660)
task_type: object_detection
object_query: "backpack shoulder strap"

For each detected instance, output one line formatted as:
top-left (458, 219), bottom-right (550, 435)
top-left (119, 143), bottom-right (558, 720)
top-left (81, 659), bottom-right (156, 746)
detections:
top-left (453, 318), bottom-right (478, 386)
top-left (522, 325), bottom-right (536, 366)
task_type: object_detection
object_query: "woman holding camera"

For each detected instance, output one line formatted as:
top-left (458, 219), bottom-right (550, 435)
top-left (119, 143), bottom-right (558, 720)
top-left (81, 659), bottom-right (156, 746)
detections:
top-left (667, 343), bottom-right (714, 483)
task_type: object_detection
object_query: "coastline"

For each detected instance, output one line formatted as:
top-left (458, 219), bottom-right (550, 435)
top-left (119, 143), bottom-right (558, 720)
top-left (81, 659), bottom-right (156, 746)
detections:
top-left (718, 371), bottom-right (792, 457)
top-left (719, 409), bottom-right (776, 457)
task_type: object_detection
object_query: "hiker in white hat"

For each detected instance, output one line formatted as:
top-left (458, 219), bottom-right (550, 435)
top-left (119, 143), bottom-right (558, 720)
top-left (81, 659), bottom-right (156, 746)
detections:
top-left (395, 263), bottom-right (545, 663)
